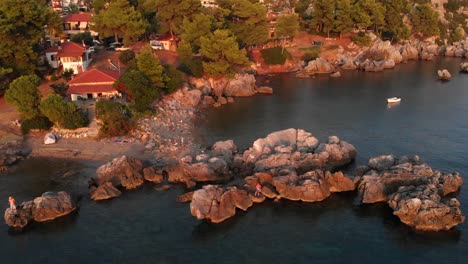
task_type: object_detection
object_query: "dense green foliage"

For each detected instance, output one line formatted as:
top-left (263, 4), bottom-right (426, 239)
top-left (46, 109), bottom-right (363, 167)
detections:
top-left (200, 30), bottom-right (250, 77)
top-left (0, 0), bottom-right (61, 92)
top-left (5, 75), bottom-right (42, 120)
top-left (352, 32), bottom-right (372, 46)
top-left (50, 83), bottom-right (69, 97)
top-left (116, 69), bottom-right (159, 112)
top-left (39, 94), bottom-right (88, 129)
top-left (20, 116), bottom-right (53, 135)
top-left (411, 4), bottom-right (440, 37)
top-left (95, 100), bottom-right (133, 137)
top-left (71, 31), bottom-right (94, 46)
top-left (136, 46), bottom-right (164, 88)
top-left (163, 65), bottom-right (184, 93)
top-left (92, 0), bottom-right (147, 44)
top-left (261, 47), bottom-right (291, 65)
top-left (119, 50), bottom-right (136, 68)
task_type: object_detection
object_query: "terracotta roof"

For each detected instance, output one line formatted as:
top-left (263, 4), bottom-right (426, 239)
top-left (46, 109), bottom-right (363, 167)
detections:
top-left (68, 68), bottom-right (121, 85)
top-left (57, 42), bottom-right (88, 57)
top-left (67, 84), bottom-right (117, 94)
top-left (67, 69), bottom-right (122, 94)
top-left (63, 13), bottom-right (91, 23)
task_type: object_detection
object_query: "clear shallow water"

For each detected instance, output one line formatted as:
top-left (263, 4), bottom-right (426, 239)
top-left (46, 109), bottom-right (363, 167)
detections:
top-left (1, 58), bottom-right (467, 263)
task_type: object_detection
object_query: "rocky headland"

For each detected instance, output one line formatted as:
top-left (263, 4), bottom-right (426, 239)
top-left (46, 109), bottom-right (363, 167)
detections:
top-left (296, 35), bottom-right (468, 78)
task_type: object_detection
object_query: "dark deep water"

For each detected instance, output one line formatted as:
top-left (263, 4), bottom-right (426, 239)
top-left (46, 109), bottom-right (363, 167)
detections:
top-left (1, 58), bottom-right (467, 263)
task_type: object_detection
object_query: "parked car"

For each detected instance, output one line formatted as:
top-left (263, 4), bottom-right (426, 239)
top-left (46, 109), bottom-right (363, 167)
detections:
top-left (106, 42), bottom-right (130, 51)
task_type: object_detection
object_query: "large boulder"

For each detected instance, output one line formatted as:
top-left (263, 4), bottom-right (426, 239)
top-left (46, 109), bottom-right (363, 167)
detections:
top-left (304, 58), bottom-right (335, 73)
top-left (190, 185), bottom-right (253, 223)
top-left (400, 44), bottom-right (419, 61)
top-left (438, 69), bottom-right (452, 81)
top-left (143, 167), bottom-right (164, 183)
top-left (94, 155), bottom-right (144, 190)
top-left (368, 155), bottom-right (395, 171)
top-left (5, 192), bottom-right (76, 228)
top-left (272, 170), bottom-right (331, 202)
top-left (242, 129), bottom-right (356, 174)
top-left (223, 74), bottom-right (257, 97)
top-left (172, 88), bottom-right (202, 107)
top-left (32, 192), bottom-right (76, 222)
top-left (90, 182), bottom-right (122, 201)
top-left (388, 185), bottom-right (465, 231)
top-left (461, 62), bottom-right (468, 73)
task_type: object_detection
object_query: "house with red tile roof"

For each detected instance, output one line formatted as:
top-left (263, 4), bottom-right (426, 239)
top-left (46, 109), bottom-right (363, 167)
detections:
top-left (67, 68), bottom-right (122, 101)
top-left (62, 12), bottom-right (98, 37)
top-left (45, 42), bottom-right (93, 74)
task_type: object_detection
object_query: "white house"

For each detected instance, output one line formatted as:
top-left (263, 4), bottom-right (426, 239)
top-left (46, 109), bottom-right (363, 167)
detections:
top-left (45, 42), bottom-right (92, 74)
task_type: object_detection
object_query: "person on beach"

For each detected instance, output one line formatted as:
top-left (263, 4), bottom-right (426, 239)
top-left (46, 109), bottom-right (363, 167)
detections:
top-left (255, 183), bottom-right (262, 197)
top-left (8, 196), bottom-right (16, 210)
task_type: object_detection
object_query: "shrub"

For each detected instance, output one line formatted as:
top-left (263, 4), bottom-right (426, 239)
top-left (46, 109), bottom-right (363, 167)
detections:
top-left (62, 68), bottom-right (74, 81)
top-left (50, 82), bottom-right (69, 96)
top-left (96, 100), bottom-right (133, 137)
top-left (119, 50), bottom-right (136, 67)
top-left (261, 47), bottom-right (291, 65)
top-left (352, 32), bottom-right (372, 47)
top-left (21, 116), bottom-right (53, 134)
top-left (178, 59), bottom-right (203, 77)
top-left (164, 65), bottom-right (184, 93)
top-left (62, 111), bottom-right (89, 129)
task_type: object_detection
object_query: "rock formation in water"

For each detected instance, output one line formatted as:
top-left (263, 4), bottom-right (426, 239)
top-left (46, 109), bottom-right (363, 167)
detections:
top-left (186, 129), bottom-right (464, 231)
top-left (437, 69), bottom-right (452, 81)
top-left (358, 154), bottom-right (464, 231)
top-left (90, 155), bottom-right (168, 200)
top-left (4, 191), bottom-right (76, 228)
top-left (460, 62), bottom-right (468, 73)
top-left (189, 128), bottom-right (358, 222)
top-left (94, 155), bottom-right (145, 190)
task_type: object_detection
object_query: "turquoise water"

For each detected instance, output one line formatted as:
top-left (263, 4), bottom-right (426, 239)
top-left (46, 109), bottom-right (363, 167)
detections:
top-left (1, 58), bottom-right (467, 263)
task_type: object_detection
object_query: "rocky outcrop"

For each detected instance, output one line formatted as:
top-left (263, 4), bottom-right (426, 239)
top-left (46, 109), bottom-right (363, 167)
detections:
top-left (303, 58), bottom-right (335, 73)
top-left (94, 155), bottom-right (144, 190)
top-left (143, 167), bottom-right (164, 183)
top-left (460, 62), bottom-right (468, 73)
top-left (357, 154), bottom-right (464, 231)
top-left (400, 44), bottom-right (419, 61)
top-left (171, 87), bottom-right (202, 107)
top-left (438, 69), bottom-right (452, 81)
top-left (90, 182), bottom-right (122, 201)
top-left (388, 185), bottom-right (465, 231)
top-left (330, 71), bottom-right (341, 78)
top-left (190, 185), bottom-right (253, 223)
top-left (5, 191), bottom-right (76, 228)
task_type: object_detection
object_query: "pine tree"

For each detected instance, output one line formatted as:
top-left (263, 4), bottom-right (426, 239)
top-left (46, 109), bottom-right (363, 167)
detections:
top-left (92, 0), bottom-right (147, 44)
top-left (5, 75), bottom-right (42, 120)
top-left (200, 30), bottom-right (250, 77)
top-left (136, 46), bottom-right (164, 89)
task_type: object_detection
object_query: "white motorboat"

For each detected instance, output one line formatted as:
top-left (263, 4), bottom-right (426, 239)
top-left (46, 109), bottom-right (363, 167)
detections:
top-left (387, 97), bottom-right (401, 103)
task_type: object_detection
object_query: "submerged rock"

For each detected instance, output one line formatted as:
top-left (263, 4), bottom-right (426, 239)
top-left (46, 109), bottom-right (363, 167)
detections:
top-left (5, 191), bottom-right (76, 228)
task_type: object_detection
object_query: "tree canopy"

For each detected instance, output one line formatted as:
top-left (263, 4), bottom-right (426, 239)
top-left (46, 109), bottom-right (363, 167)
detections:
top-left (136, 46), bottom-right (165, 89)
top-left (39, 94), bottom-right (88, 129)
top-left (92, 0), bottom-right (147, 44)
top-left (0, 0), bottom-right (61, 90)
top-left (5, 75), bottom-right (42, 120)
top-left (116, 69), bottom-right (159, 112)
top-left (200, 29), bottom-right (250, 77)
